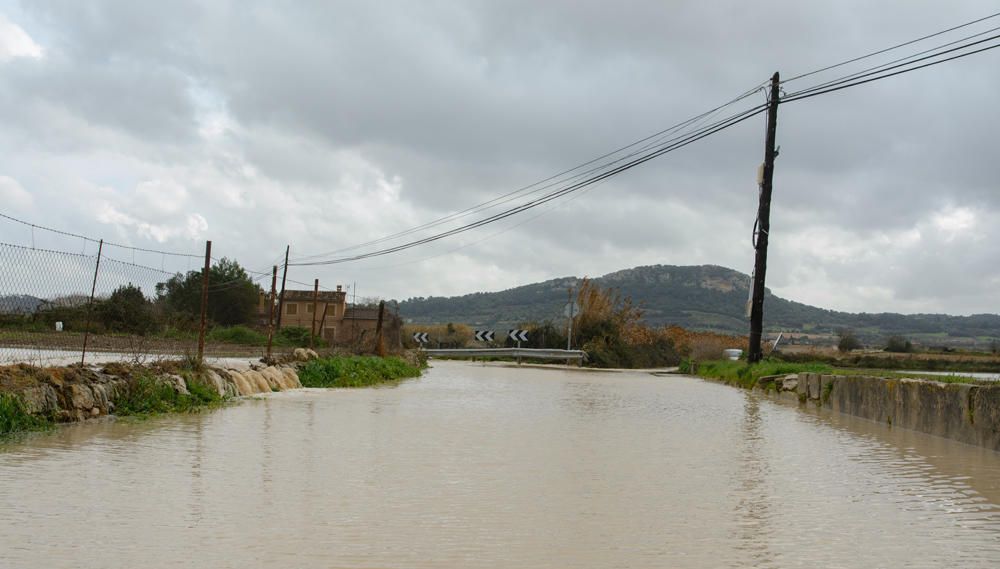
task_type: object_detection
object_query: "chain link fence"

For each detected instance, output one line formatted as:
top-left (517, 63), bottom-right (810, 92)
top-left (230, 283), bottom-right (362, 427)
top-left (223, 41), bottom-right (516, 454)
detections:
top-left (0, 239), bottom-right (282, 366)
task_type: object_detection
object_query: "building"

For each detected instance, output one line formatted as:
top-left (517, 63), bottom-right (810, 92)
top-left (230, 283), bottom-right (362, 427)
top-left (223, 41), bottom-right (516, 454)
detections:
top-left (258, 285), bottom-right (397, 346)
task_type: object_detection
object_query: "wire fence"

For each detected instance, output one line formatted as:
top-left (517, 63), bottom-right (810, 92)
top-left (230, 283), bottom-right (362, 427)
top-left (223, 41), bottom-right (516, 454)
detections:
top-left (0, 241), bottom-right (215, 366)
top-left (0, 233), bottom-right (403, 367)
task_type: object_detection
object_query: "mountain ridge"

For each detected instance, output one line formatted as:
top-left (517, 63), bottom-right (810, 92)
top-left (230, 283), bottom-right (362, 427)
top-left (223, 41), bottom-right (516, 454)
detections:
top-left (397, 264), bottom-right (1000, 345)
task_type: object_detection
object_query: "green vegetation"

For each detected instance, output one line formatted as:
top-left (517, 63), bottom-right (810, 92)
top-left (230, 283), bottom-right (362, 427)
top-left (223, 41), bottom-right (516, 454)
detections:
top-left (775, 351), bottom-right (1000, 373)
top-left (0, 393), bottom-right (52, 438)
top-left (690, 360), bottom-right (833, 389)
top-left (884, 335), bottom-right (914, 353)
top-left (98, 284), bottom-right (157, 335)
top-left (112, 371), bottom-right (223, 417)
top-left (837, 330), bottom-right (862, 352)
top-left (688, 359), bottom-right (992, 387)
top-left (157, 257), bottom-right (259, 327)
top-left (205, 325), bottom-right (320, 347)
top-left (298, 356), bottom-right (423, 388)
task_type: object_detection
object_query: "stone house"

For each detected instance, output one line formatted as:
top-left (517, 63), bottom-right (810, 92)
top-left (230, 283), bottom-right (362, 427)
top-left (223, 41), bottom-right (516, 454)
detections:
top-left (258, 285), bottom-right (396, 346)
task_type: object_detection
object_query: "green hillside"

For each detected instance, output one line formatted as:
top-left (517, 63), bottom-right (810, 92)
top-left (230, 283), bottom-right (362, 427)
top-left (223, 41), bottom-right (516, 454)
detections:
top-left (397, 264), bottom-right (1000, 344)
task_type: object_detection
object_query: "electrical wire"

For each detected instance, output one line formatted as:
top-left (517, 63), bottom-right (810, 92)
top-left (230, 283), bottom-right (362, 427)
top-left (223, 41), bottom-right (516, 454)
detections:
top-left (0, 211), bottom-right (203, 258)
top-left (287, 80), bottom-right (770, 263)
top-left (291, 103), bottom-right (769, 266)
top-left (783, 35), bottom-right (1000, 103)
top-left (781, 11), bottom-right (1000, 83)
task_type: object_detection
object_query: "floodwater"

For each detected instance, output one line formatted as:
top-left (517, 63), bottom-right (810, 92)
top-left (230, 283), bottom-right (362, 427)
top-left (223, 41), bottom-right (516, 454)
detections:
top-left (2, 361), bottom-right (999, 568)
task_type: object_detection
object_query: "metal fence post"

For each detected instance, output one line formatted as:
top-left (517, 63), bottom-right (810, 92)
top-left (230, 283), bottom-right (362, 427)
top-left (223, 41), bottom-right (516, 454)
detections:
top-left (80, 239), bottom-right (103, 366)
top-left (197, 240), bottom-right (211, 364)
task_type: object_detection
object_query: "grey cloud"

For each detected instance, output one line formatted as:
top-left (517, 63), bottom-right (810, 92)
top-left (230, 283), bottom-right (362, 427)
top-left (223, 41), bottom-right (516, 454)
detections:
top-left (1, 0), bottom-right (999, 315)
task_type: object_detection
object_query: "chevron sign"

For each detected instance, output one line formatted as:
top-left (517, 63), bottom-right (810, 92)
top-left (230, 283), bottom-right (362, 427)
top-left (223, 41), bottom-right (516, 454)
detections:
top-left (474, 330), bottom-right (495, 342)
top-left (412, 332), bottom-right (430, 344)
top-left (508, 329), bottom-right (529, 342)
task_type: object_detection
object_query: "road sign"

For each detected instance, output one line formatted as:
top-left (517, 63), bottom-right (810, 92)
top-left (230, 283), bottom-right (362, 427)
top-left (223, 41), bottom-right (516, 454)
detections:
top-left (508, 329), bottom-right (529, 342)
top-left (563, 301), bottom-right (580, 318)
top-left (412, 332), bottom-right (430, 344)
top-left (474, 330), bottom-right (495, 342)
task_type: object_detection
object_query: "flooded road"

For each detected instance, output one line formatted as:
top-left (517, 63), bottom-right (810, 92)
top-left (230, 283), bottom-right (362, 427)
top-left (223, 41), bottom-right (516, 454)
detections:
top-left (2, 361), bottom-right (1000, 568)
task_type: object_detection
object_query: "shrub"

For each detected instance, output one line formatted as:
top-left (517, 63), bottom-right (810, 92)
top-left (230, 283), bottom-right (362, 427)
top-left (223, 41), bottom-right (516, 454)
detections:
top-left (1, 393), bottom-right (51, 437)
top-left (112, 372), bottom-right (220, 416)
top-left (885, 335), bottom-right (913, 353)
top-left (97, 284), bottom-right (158, 335)
top-left (298, 356), bottom-right (422, 388)
top-left (207, 325), bottom-right (268, 346)
top-left (837, 330), bottom-right (862, 352)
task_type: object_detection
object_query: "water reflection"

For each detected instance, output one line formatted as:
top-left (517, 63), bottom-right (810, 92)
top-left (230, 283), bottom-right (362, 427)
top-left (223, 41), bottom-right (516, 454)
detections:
top-left (731, 393), bottom-right (777, 568)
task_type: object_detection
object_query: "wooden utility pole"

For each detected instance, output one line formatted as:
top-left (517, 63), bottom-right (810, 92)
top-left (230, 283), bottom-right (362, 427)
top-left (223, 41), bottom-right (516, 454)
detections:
top-left (275, 245), bottom-right (290, 329)
top-left (310, 278), bottom-right (319, 349)
top-left (566, 286), bottom-right (574, 351)
top-left (197, 240), bottom-right (212, 364)
top-left (374, 300), bottom-right (386, 357)
top-left (748, 72), bottom-right (781, 364)
top-left (266, 265), bottom-right (277, 360)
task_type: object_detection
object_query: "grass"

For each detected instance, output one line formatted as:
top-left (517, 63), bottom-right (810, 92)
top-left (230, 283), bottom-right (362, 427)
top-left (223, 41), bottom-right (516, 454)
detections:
top-left (689, 360), bottom-right (833, 389)
top-left (298, 356), bottom-right (423, 388)
top-left (0, 393), bottom-right (52, 438)
top-left (206, 325), bottom-right (321, 347)
top-left (687, 359), bottom-right (995, 388)
top-left (112, 371), bottom-right (224, 417)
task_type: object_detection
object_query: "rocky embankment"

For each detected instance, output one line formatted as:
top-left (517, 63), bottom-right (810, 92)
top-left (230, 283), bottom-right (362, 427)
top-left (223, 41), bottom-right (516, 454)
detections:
top-left (755, 373), bottom-right (1000, 451)
top-left (0, 348), bottom-right (321, 423)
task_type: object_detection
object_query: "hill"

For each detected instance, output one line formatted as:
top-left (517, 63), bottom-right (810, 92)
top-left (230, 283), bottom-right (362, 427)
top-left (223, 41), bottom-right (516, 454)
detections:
top-left (397, 265), bottom-right (1000, 346)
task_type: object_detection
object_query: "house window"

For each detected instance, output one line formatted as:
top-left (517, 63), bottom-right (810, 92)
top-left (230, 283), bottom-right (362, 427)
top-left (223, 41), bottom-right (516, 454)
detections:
top-left (307, 304), bottom-right (315, 313)
top-left (286, 303), bottom-right (298, 315)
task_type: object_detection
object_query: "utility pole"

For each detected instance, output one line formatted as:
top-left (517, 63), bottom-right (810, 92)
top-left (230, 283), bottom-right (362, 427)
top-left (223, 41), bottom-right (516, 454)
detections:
top-left (748, 72), bottom-right (781, 364)
top-left (197, 240), bottom-right (212, 365)
top-left (276, 245), bottom-right (290, 329)
top-left (566, 286), bottom-right (574, 351)
top-left (310, 278), bottom-right (319, 349)
top-left (266, 265), bottom-right (277, 361)
top-left (374, 300), bottom-right (386, 357)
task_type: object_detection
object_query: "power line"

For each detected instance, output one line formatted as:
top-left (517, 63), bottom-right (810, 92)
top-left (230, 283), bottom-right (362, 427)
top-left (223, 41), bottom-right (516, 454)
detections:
top-left (784, 24), bottom-right (1000, 98)
top-left (287, 80), bottom-right (770, 263)
top-left (290, 103), bottom-right (768, 267)
top-left (782, 11), bottom-right (1000, 83)
top-left (0, 211), bottom-right (203, 259)
top-left (783, 35), bottom-right (1000, 103)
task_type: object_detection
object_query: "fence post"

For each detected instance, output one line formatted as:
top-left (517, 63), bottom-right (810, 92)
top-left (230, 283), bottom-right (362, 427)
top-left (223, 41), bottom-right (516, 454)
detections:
top-left (197, 240), bottom-right (211, 365)
top-left (266, 265), bottom-right (277, 361)
top-left (80, 239), bottom-right (103, 366)
top-left (310, 278), bottom-right (319, 350)
top-left (374, 300), bottom-right (385, 357)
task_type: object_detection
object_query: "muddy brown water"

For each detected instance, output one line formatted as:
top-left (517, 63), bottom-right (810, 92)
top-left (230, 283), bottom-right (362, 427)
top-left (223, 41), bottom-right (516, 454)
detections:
top-left (2, 361), bottom-right (999, 568)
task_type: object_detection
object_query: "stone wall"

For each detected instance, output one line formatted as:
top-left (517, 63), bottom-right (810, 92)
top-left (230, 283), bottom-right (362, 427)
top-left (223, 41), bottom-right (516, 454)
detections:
top-left (755, 373), bottom-right (1000, 451)
top-left (6, 361), bottom-right (305, 423)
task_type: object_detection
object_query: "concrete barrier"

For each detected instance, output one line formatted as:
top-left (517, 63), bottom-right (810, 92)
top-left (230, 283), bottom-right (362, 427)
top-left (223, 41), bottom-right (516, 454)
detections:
top-left (759, 373), bottom-right (1000, 451)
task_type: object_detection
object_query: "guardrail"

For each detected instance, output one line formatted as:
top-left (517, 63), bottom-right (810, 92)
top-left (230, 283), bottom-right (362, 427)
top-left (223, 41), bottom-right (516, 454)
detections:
top-left (423, 347), bottom-right (587, 362)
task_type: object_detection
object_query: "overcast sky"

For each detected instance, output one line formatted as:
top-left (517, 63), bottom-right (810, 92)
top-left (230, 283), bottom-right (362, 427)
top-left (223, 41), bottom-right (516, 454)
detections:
top-left (1, 1), bottom-right (998, 315)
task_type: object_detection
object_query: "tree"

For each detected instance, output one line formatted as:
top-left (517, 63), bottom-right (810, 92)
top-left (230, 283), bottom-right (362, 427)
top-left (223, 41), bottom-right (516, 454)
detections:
top-left (98, 284), bottom-right (157, 335)
top-left (837, 330), bottom-right (862, 352)
top-left (157, 258), bottom-right (260, 327)
top-left (884, 335), bottom-right (913, 353)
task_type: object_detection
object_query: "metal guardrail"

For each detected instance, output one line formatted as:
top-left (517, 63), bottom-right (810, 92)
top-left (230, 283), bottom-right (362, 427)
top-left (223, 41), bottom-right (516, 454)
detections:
top-left (424, 347), bottom-right (587, 362)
